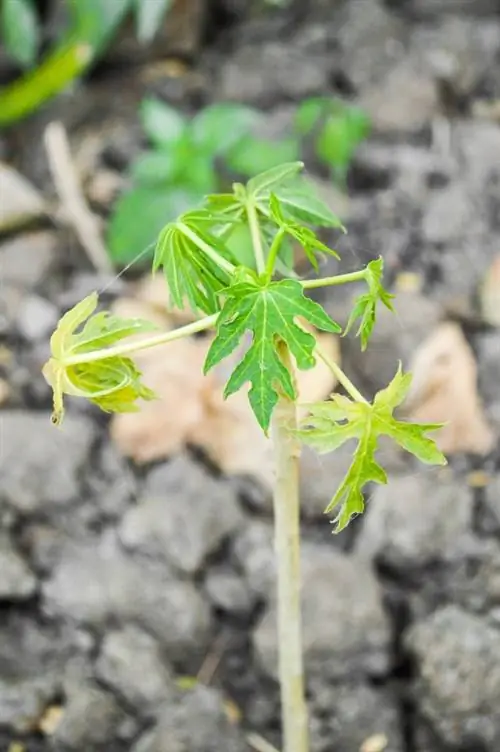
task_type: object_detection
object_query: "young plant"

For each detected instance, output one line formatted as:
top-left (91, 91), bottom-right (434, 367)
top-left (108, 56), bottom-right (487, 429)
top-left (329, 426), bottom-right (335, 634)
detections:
top-left (0, 0), bottom-right (173, 125)
top-left (42, 162), bottom-right (446, 752)
top-left (108, 98), bottom-right (259, 264)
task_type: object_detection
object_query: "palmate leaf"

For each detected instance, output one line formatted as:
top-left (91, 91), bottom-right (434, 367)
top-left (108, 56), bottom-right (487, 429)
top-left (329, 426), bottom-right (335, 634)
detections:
top-left (298, 365), bottom-right (447, 532)
top-left (204, 276), bottom-right (341, 431)
top-left (153, 209), bottom-right (237, 315)
top-left (269, 193), bottom-right (340, 272)
top-left (42, 293), bottom-right (156, 426)
top-left (344, 257), bottom-right (395, 350)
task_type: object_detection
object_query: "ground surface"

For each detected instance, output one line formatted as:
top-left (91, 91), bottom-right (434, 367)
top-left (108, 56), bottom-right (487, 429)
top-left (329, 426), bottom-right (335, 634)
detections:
top-left (1, 1), bottom-right (500, 751)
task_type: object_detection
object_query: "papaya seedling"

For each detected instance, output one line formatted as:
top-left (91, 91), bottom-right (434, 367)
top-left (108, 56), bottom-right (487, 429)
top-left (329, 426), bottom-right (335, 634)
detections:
top-left (43, 162), bottom-right (446, 752)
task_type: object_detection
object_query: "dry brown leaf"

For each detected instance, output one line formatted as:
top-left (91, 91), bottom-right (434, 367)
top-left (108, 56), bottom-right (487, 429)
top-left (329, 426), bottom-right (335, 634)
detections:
top-left (404, 321), bottom-right (495, 455)
top-left (38, 705), bottom-right (64, 736)
top-left (0, 377), bottom-right (10, 405)
top-left (360, 733), bottom-right (388, 752)
top-left (109, 280), bottom-right (341, 484)
top-left (479, 255), bottom-right (500, 327)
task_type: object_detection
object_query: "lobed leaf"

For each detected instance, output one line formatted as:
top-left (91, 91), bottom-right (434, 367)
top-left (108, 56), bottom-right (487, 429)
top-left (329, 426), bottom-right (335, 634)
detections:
top-left (43, 293), bottom-right (157, 426)
top-left (344, 257), bottom-right (395, 350)
top-left (204, 277), bottom-right (340, 431)
top-left (298, 365), bottom-right (447, 532)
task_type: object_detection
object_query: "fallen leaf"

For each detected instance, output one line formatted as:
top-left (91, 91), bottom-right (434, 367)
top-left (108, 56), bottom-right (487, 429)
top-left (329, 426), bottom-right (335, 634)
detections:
top-left (110, 279), bottom-right (340, 486)
top-left (8, 744), bottom-right (25, 752)
top-left (0, 162), bottom-right (47, 233)
top-left (223, 697), bottom-right (242, 725)
top-left (38, 705), bottom-right (64, 736)
top-left (0, 377), bottom-right (10, 405)
top-left (360, 734), bottom-right (388, 752)
top-left (404, 321), bottom-right (495, 455)
top-left (479, 255), bottom-right (500, 327)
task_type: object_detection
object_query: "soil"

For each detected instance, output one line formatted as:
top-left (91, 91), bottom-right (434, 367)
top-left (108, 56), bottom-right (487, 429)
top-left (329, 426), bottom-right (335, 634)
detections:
top-left (1, 1), bottom-right (500, 751)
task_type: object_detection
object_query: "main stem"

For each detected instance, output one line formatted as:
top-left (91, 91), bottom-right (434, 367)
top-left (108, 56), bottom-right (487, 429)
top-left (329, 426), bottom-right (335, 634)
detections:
top-left (271, 342), bottom-right (309, 752)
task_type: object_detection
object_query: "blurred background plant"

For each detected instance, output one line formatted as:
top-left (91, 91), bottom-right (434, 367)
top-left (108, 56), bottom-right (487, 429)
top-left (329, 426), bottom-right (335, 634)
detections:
top-left (0, 0), bottom-right (173, 124)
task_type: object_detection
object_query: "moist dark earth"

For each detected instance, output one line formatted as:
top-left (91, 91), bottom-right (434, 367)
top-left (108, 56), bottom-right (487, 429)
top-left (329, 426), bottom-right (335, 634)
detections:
top-left (1, 0), bottom-right (500, 750)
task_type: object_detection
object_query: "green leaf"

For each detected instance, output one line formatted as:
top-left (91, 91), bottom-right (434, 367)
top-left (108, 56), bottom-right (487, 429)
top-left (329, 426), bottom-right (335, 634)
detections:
top-left (316, 106), bottom-right (370, 182)
top-left (298, 365), bottom-right (447, 532)
top-left (344, 257), bottom-right (395, 350)
top-left (247, 161), bottom-right (304, 200)
top-left (131, 151), bottom-right (175, 185)
top-left (269, 194), bottom-right (339, 272)
top-left (191, 103), bottom-right (259, 155)
top-left (294, 96), bottom-right (330, 135)
top-left (226, 136), bottom-right (301, 177)
top-left (71, 0), bottom-right (130, 55)
top-left (153, 209), bottom-right (236, 314)
top-left (204, 278), bottom-right (341, 431)
top-left (43, 293), bottom-right (157, 426)
top-left (274, 184), bottom-right (346, 229)
top-left (108, 185), bottom-right (200, 264)
top-left (140, 97), bottom-right (186, 150)
top-left (134, 0), bottom-right (172, 42)
top-left (1, 0), bottom-right (39, 68)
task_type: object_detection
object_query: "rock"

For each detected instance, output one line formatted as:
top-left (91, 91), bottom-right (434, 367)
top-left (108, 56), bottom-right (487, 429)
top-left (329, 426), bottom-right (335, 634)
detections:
top-left (233, 521), bottom-right (275, 600)
top-left (217, 25), bottom-right (332, 105)
top-left (1, 232), bottom-right (57, 289)
top-left (0, 613), bottom-right (75, 732)
top-left (0, 533), bottom-right (37, 600)
top-left (0, 412), bottom-right (95, 512)
top-left (309, 679), bottom-right (403, 752)
top-left (482, 476), bottom-right (500, 536)
top-left (95, 626), bottom-right (175, 716)
top-left (42, 533), bottom-right (211, 662)
top-left (406, 605), bottom-right (500, 749)
top-left (253, 542), bottom-right (390, 680)
top-left (52, 684), bottom-right (133, 751)
top-left (86, 443), bottom-right (137, 520)
top-left (409, 0), bottom-right (500, 19)
top-left (119, 456), bottom-right (243, 573)
top-left (132, 686), bottom-right (246, 752)
top-left (0, 162), bottom-right (47, 233)
top-left (355, 471), bottom-right (473, 575)
top-left (16, 294), bottom-right (59, 341)
top-left (204, 565), bottom-right (255, 616)
top-left (422, 183), bottom-right (471, 244)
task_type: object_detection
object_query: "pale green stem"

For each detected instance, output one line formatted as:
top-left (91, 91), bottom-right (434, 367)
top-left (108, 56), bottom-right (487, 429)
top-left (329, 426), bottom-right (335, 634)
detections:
top-left (246, 201), bottom-right (266, 274)
top-left (272, 341), bottom-right (309, 752)
top-left (315, 342), bottom-right (367, 403)
top-left (265, 227), bottom-right (286, 279)
top-left (176, 222), bottom-right (236, 276)
top-left (63, 314), bottom-right (218, 366)
top-left (301, 269), bottom-right (366, 290)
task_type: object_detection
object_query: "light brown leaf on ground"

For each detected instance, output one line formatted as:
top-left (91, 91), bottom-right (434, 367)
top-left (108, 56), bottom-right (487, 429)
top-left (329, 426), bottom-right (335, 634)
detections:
top-left (38, 705), bottom-right (64, 736)
top-left (479, 254), bottom-right (500, 327)
top-left (110, 280), bottom-right (341, 486)
top-left (360, 733), bottom-right (388, 752)
top-left (403, 321), bottom-right (495, 455)
top-left (0, 378), bottom-right (10, 406)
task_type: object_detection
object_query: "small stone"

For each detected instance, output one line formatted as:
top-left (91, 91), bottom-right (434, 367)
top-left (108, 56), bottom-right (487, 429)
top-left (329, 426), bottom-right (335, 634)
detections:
top-left (16, 295), bottom-right (59, 341)
top-left (42, 533), bottom-right (211, 662)
top-left (0, 534), bottom-right (37, 600)
top-left (52, 684), bottom-right (132, 751)
top-left (253, 543), bottom-right (390, 680)
top-left (406, 605), bottom-right (500, 749)
top-left (120, 455), bottom-right (243, 573)
top-left (95, 626), bottom-right (175, 715)
top-left (1, 232), bottom-right (57, 289)
top-left (0, 412), bottom-right (95, 512)
top-left (204, 565), bottom-right (254, 616)
top-left (0, 162), bottom-right (46, 233)
top-left (355, 472), bottom-right (473, 574)
top-left (233, 521), bottom-right (275, 600)
top-left (132, 686), bottom-right (246, 752)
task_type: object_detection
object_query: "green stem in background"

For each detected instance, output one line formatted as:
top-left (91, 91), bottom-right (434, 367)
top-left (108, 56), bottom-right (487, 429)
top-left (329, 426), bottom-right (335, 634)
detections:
top-left (176, 222), bottom-right (236, 277)
top-left (315, 342), bottom-right (367, 403)
top-left (265, 227), bottom-right (286, 279)
top-left (301, 269), bottom-right (366, 290)
top-left (271, 341), bottom-right (309, 752)
top-left (64, 313), bottom-right (218, 367)
top-left (0, 39), bottom-right (93, 126)
top-left (247, 201), bottom-right (266, 274)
